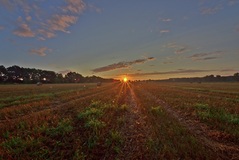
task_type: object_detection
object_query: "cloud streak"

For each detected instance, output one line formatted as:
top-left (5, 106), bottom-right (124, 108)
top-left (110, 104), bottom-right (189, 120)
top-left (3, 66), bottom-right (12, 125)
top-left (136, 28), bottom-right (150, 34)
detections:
top-left (92, 57), bottom-right (155, 73)
top-left (29, 47), bottom-right (51, 56)
top-left (160, 30), bottom-right (170, 33)
top-left (175, 47), bottom-right (188, 54)
top-left (128, 69), bottom-right (215, 77)
top-left (189, 51), bottom-right (223, 61)
top-left (201, 5), bottom-right (222, 15)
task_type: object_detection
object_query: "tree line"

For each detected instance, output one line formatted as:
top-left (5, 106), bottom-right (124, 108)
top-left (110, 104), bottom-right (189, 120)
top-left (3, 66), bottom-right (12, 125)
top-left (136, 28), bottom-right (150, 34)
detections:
top-left (0, 65), bottom-right (114, 84)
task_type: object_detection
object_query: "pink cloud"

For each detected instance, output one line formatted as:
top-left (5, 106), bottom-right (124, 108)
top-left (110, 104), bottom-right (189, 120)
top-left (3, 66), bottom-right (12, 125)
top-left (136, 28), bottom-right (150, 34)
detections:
top-left (13, 23), bottom-right (35, 37)
top-left (29, 47), bottom-right (51, 56)
top-left (63, 0), bottom-right (85, 14)
top-left (47, 15), bottom-right (78, 33)
top-left (38, 29), bottom-right (56, 38)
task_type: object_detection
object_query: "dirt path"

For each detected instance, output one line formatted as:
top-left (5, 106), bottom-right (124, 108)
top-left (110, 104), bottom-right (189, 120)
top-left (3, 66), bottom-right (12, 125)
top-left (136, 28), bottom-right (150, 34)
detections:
top-left (141, 89), bottom-right (239, 160)
top-left (118, 85), bottom-right (151, 159)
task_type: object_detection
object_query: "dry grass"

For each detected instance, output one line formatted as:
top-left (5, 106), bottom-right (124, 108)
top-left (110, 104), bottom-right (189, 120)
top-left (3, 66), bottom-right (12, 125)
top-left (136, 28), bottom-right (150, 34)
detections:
top-left (0, 82), bottom-right (238, 159)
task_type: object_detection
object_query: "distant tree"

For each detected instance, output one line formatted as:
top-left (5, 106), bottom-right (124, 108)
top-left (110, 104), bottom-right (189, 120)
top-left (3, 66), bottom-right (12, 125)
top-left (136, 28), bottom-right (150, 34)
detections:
top-left (55, 73), bottom-right (64, 83)
top-left (65, 72), bottom-right (84, 83)
top-left (40, 70), bottom-right (57, 83)
top-left (234, 73), bottom-right (239, 81)
top-left (7, 65), bottom-right (24, 83)
top-left (0, 65), bottom-right (7, 82)
top-left (234, 73), bottom-right (239, 77)
top-left (204, 75), bottom-right (215, 82)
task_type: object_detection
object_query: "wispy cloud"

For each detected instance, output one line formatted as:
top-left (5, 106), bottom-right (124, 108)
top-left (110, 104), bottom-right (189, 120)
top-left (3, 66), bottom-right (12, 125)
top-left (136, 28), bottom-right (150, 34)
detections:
top-left (165, 42), bottom-right (189, 54)
top-left (189, 51), bottom-right (223, 61)
top-left (175, 47), bottom-right (188, 54)
top-left (63, 0), bottom-right (85, 14)
top-left (160, 30), bottom-right (170, 33)
top-left (88, 4), bottom-right (102, 13)
top-left (0, 25), bottom-right (4, 30)
top-left (201, 5), bottom-right (222, 15)
top-left (0, 0), bottom-right (87, 40)
top-left (220, 69), bottom-right (237, 72)
top-left (161, 18), bottom-right (172, 22)
top-left (92, 57), bottom-right (155, 73)
top-left (13, 22), bottom-right (35, 37)
top-left (0, 0), bottom-right (15, 10)
top-left (38, 29), bottom-right (56, 39)
top-left (228, 0), bottom-right (239, 6)
top-left (165, 43), bottom-right (177, 48)
top-left (29, 47), bottom-right (51, 56)
top-left (128, 69), bottom-right (214, 77)
top-left (47, 15), bottom-right (78, 33)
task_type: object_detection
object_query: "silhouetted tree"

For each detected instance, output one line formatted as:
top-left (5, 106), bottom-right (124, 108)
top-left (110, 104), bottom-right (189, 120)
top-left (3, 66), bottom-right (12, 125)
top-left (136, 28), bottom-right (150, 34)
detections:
top-left (65, 72), bottom-right (84, 83)
top-left (0, 65), bottom-right (7, 82)
top-left (234, 73), bottom-right (239, 81)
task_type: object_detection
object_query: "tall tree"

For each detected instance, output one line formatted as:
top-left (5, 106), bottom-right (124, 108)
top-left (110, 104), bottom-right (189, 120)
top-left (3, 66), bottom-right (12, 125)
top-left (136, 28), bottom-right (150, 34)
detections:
top-left (65, 72), bottom-right (84, 83)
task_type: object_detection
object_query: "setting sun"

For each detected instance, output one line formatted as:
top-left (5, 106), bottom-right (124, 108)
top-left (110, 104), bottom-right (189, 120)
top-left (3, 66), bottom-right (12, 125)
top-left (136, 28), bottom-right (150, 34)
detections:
top-left (123, 77), bottom-right (128, 83)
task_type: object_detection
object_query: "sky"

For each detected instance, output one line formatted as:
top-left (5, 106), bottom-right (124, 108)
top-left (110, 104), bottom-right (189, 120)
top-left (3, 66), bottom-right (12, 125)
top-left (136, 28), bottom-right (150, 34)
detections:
top-left (0, 0), bottom-right (239, 80)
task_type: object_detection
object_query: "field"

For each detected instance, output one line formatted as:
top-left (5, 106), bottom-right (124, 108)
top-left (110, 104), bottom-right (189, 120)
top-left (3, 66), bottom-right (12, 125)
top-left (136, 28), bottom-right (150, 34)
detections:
top-left (0, 82), bottom-right (238, 159)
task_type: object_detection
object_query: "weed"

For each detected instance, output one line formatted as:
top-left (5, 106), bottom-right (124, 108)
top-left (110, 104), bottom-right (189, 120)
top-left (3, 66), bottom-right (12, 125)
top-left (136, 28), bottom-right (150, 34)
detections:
top-left (46, 119), bottom-right (73, 137)
top-left (87, 135), bottom-right (99, 149)
top-left (78, 108), bottom-right (103, 120)
top-left (195, 103), bottom-right (239, 125)
top-left (17, 121), bottom-right (27, 129)
top-left (151, 106), bottom-right (163, 115)
top-left (84, 118), bottom-right (106, 131)
top-left (1, 136), bottom-right (25, 155)
top-left (146, 138), bottom-right (161, 152)
top-left (73, 149), bottom-right (86, 160)
top-left (2, 131), bottom-right (10, 139)
top-left (108, 130), bottom-right (123, 145)
top-left (119, 104), bottom-right (128, 111)
top-left (117, 116), bottom-right (126, 126)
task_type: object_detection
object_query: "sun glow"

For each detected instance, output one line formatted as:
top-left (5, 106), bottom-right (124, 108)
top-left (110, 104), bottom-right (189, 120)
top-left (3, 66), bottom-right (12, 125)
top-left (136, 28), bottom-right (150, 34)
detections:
top-left (123, 77), bottom-right (128, 83)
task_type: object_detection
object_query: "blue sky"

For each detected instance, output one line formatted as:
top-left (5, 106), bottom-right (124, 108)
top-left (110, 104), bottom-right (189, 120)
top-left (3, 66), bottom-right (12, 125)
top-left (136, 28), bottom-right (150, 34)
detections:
top-left (0, 0), bottom-right (239, 80)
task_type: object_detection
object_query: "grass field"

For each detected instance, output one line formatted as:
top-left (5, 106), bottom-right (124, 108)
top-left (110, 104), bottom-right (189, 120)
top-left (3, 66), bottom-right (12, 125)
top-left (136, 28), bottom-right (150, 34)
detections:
top-left (0, 82), bottom-right (238, 159)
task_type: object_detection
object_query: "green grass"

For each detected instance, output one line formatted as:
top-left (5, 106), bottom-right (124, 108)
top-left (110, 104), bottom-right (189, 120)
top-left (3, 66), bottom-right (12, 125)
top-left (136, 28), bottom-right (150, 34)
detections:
top-left (45, 119), bottom-right (73, 137)
top-left (195, 103), bottom-right (239, 125)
